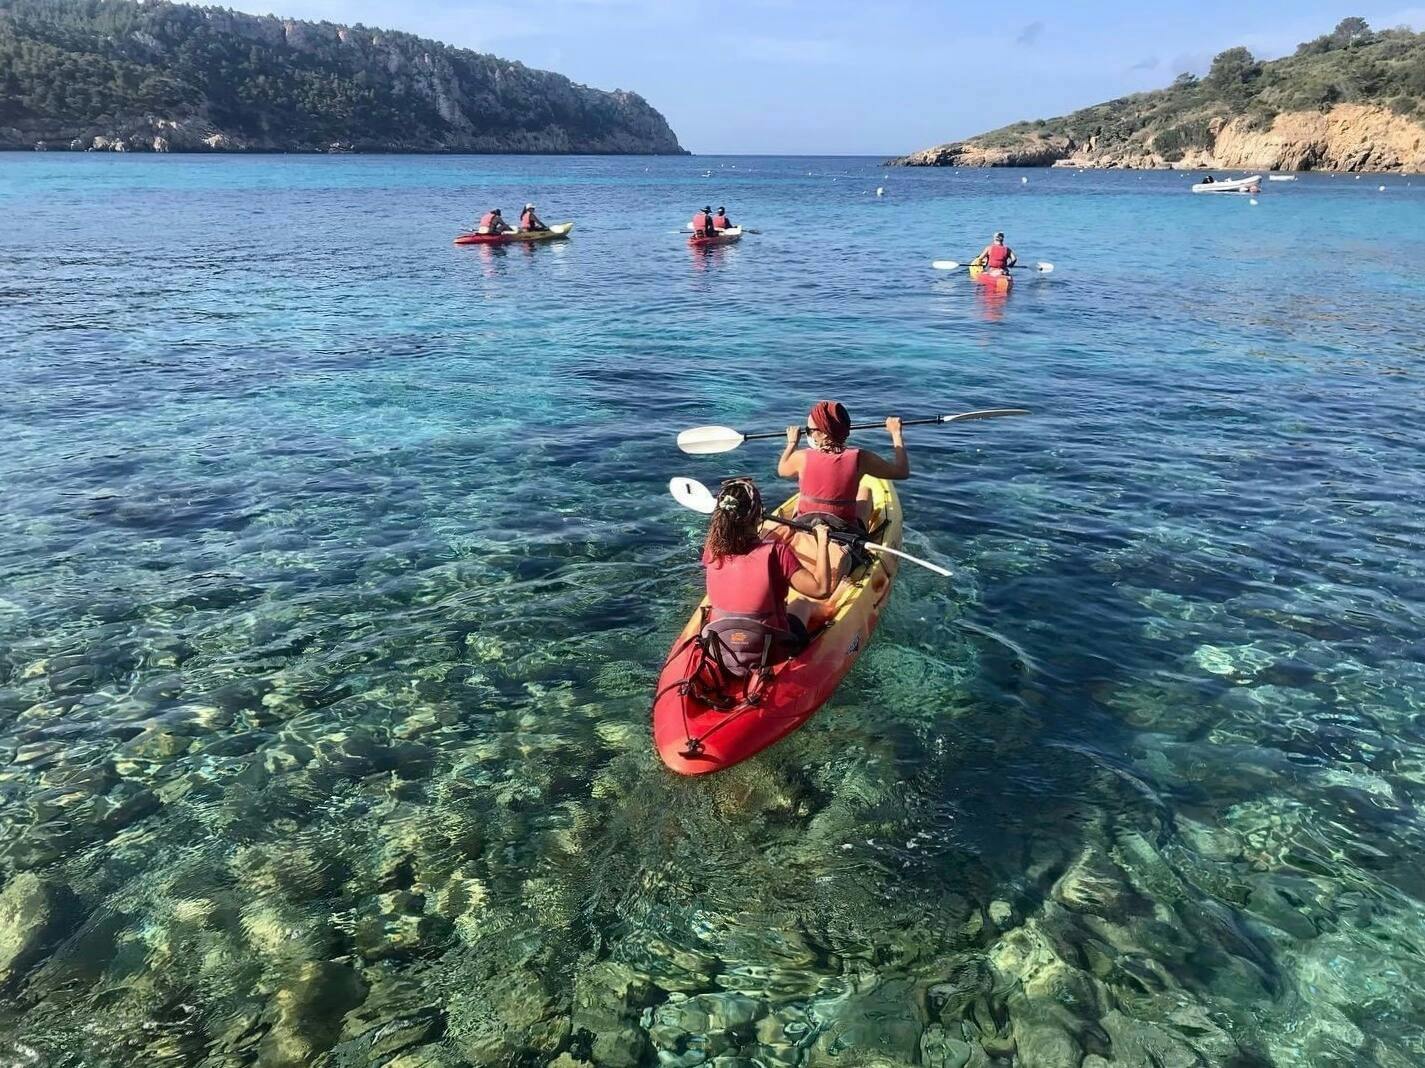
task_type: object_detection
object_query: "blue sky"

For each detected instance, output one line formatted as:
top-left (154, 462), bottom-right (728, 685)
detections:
top-left (233, 0), bottom-right (1425, 154)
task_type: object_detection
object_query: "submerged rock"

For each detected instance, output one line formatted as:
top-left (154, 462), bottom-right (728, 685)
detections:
top-left (256, 960), bottom-right (368, 1067)
top-left (0, 873), bottom-right (77, 988)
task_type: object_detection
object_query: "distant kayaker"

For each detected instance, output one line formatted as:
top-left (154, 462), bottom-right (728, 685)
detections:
top-left (702, 478), bottom-right (833, 657)
top-left (691, 205), bottom-right (714, 237)
top-left (973, 232), bottom-right (1017, 273)
top-left (519, 203), bottom-right (549, 232)
top-left (712, 207), bottom-right (734, 231)
top-left (779, 401), bottom-right (909, 534)
top-left (477, 208), bottom-right (512, 235)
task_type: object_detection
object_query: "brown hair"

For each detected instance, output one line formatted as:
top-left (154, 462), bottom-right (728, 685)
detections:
top-left (704, 479), bottom-right (763, 562)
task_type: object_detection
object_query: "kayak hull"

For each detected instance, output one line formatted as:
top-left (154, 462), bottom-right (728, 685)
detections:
top-left (689, 226), bottom-right (743, 248)
top-left (969, 264), bottom-right (1013, 293)
top-left (1190, 176), bottom-right (1261, 194)
top-left (454, 221), bottom-right (574, 245)
top-left (652, 479), bottom-right (902, 775)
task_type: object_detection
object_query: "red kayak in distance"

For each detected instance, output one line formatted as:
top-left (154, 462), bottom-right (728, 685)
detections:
top-left (688, 226), bottom-right (743, 248)
top-left (651, 479), bottom-right (901, 775)
top-left (969, 264), bottom-right (1013, 293)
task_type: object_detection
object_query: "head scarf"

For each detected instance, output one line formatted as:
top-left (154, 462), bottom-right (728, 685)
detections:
top-left (808, 400), bottom-right (851, 448)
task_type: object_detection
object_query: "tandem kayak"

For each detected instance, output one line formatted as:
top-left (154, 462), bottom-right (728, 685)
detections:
top-left (454, 222), bottom-right (574, 245)
top-left (652, 477), bottom-right (902, 775)
top-left (1190, 176), bottom-right (1261, 194)
top-left (689, 226), bottom-right (743, 248)
top-left (968, 264), bottom-right (1013, 293)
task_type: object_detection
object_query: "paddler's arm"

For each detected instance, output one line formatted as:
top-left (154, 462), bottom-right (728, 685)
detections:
top-left (788, 524), bottom-right (833, 599)
top-left (777, 425), bottom-right (805, 479)
top-left (1007, 247), bottom-right (1018, 267)
top-left (858, 417), bottom-right (909, 480)
top-left (971, 246), bottom-right (989, 266)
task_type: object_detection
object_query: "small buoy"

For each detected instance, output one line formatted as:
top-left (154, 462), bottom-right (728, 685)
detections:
top-left (1021, 176), bottom-right (1028, 184)
top-left (876, 186), bottom-right (884, 197)
top-left (1379, 185), bottom-right (1386, 191)
top-left (1249, 198), bottom-right (1258, 205)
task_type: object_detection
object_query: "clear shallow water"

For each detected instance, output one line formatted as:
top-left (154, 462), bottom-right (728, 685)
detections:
top-left (1, 153), bottom-right (1424, 1066)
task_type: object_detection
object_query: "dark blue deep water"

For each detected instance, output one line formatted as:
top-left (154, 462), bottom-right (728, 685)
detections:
top-left (2, 153), bottom-right (1424, 1066)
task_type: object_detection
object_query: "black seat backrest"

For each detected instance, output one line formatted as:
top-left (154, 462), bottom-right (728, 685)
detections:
top-left (701, 616), bottom-right (781, 678)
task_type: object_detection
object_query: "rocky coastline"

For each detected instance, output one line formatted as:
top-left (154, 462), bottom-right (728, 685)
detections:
top-left (886, 104), bottom-right (1425, 173)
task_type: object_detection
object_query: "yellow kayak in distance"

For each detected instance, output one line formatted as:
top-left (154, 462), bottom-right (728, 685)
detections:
top-left (453, 222), bottom-right (574, 245)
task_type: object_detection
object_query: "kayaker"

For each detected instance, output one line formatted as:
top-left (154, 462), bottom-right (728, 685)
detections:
top-left (712, 207), bottom-right (734, 231)
top-left (519, 203), bottom-right (548, 232)
top-left (779, 401), bottom-right (909, 532)
top-left (691, 205), bottom-right (714, 237)
top-left (1201, 175), bottom-right (1216, 184)
top-left (973, 232), bottom-right (1016, 273)
top-left (702, 478), bottom-right (833, 657)
top-left (477, 208), bottom-right (512, 235)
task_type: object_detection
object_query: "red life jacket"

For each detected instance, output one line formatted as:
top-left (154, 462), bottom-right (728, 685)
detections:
top-left (520, 210), bottom-right (535, 229)
top-left (986, 243), bottom-right (1010, 269)
top-left (705, 540), bottom-right (796, 632)
top-left (797, 448), bottom-right (862, 522)
top-left (479, 212), bottom-right (498, 232)
top-left (691, 211), bottom-right (710, 233)
top-left (712, 214), bottom-right (730, 230)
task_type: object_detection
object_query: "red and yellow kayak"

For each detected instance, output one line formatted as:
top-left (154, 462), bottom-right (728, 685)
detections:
top-left (652, 478), bottom-right (901, 775)
top-left (969, 264), bottom-right (1013, 293)
top-left (688, 226), bottom-right (743, 248)
top-left (454, 222), bottom-right (573, 245)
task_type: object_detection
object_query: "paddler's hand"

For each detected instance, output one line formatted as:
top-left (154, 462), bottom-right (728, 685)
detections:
top-left (785, 425), bottom-right (803, 448)
top-left (813, 523), bottom-right (831, 549)
top-left (885, 416), bottom-right (904, 444)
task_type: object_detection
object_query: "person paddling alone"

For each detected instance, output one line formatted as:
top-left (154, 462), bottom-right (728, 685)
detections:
top-left (702, 478), bottom-right (833, 662)
top-left (973, 231), bottom-right (1017, 274)
top-left (691, 205), bottom-right (715, 237)
top-left (519, 203), bottom-right (549, 232)
top-left (477, 208), bottom-right (512, 235)
top-left (712, 206), bottom-right (734, 231)
top-left (779, 401), bottom-right (909, 532)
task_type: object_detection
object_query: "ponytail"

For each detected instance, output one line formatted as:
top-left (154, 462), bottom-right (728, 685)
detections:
top-left (704, 479), bottom-right (764, 562)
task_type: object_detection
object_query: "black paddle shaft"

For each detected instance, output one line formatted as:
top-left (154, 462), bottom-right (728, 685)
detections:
top-left (741, 416), bottom-right (946, 444)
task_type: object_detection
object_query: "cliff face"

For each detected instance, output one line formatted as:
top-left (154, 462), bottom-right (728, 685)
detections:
top-left (0, 0), bottom-right (686, 154)
top-left (890, 105), bottom-right (1425, 173)
top-left (888, 20), bottom-right (1425, 174)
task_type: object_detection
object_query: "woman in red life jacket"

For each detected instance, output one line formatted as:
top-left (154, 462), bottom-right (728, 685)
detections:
top-left (690, 205), bottom-right (714, 237)
top-left (972, 231), bottom-right (1016, 274)
top-left (712, 207), bottom-right (733, 230)
top-left (778, 400), bottom-right (909, 534)
top-left (477, 208), bottom-right (512, 235)
top-left (519, 203), bottom-right (548, 232)
top-left (703, 478), bottom-right (833, 652)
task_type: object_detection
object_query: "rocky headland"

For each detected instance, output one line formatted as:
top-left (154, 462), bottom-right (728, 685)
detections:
top-left (0, 0), bottom-right (686, 154)
top-left (889, 19), bottom-right (1425, 173)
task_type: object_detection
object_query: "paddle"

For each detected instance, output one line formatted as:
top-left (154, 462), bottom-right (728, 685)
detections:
top-left (677, 407), bottom-right (1030, 456)
top-left (669, 477), bottom-right (952, 578)
top-left (932, 260), bottom-right (1055, 273)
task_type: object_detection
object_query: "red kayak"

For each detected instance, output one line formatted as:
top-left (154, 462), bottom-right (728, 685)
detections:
top-left (688, 226), bottom-right (743, 248)
top-left (651, 479), bottom-right (902, 774)
top-left (969, 264), bottom-right (1013, 293)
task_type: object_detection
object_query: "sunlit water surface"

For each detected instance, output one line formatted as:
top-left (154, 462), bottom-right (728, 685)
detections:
top-left (2, 154), bottom-right (1424, 1066)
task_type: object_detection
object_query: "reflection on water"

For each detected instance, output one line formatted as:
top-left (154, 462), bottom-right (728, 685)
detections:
top-left (1, 154), bottom-right (1424, 1066)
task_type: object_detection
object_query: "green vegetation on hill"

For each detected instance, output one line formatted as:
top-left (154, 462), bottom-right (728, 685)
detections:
top-left (0, 0), bottom-right (686, 153)
top-left (911, 18), bottom-right (1425, 167)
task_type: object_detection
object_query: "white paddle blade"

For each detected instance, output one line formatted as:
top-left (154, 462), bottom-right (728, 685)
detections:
top-left (669, 476), bottom-right (717, 514)
top-left (1036, 262), bottom-right (1054, 273)
top-left (931, 260), bottom-right (963, 271)
top-left (940, 408), bottom-right (1031, 424)
top-left (676, 425), bottom-right (747, 455)
top-left (862, 543), bottom-right (952, 578)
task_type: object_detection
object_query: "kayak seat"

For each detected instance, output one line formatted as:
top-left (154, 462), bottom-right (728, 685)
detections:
top-left (700, 616), bottom-right (794, 678)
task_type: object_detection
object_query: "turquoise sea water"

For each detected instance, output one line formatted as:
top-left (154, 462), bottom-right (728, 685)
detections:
top-left (2, 153), bottom-right (1425, 1066)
